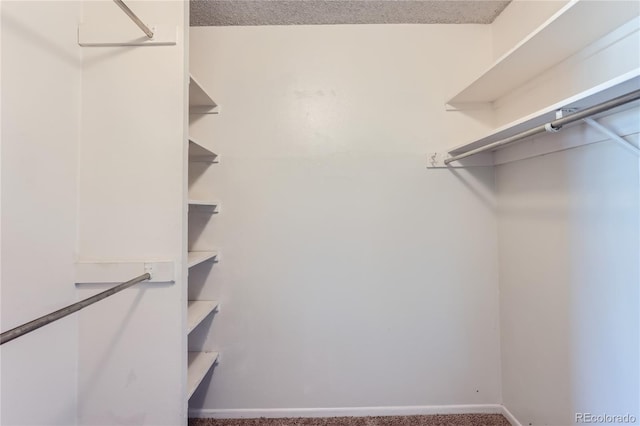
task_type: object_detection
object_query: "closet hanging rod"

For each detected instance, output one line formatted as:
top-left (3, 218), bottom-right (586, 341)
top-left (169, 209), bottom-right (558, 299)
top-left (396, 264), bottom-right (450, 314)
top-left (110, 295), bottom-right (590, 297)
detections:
top-left (0, 273), bottom-right (150, 346)
top-left (445, 88), bottom-right (640, 165)
top-left (113, 0), bottom-right (154, 39)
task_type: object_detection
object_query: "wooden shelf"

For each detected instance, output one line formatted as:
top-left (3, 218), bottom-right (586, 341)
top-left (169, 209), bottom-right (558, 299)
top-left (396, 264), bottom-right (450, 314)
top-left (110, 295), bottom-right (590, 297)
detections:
top-left (189, 139), bottom-right (218, 163)
top-left (189, 75), bottom-right (217, 114)
top-left (187, 251), bottom-right (218, 268)
top-left (447, 71), bottom-right (640, 156)
top-left (187, 300), bottom-right (218, 334)
top-left (187, 351), bottom-right (219, 399)
top-left (447, 0), bottom-right (639, 105)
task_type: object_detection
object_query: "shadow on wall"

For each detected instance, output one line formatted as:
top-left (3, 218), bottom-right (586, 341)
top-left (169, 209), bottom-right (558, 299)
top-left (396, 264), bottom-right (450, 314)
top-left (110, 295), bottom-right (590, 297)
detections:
top-left (567, 141), bottom-right (639, 422)
top-left (447, 166), bottom-right (496, 213)
top-left (497, 139), bottom-right (639, 425)
top-left (78, 287), bottom-right (147, 400)
top-left (2, 8), bottom-right (80, 66)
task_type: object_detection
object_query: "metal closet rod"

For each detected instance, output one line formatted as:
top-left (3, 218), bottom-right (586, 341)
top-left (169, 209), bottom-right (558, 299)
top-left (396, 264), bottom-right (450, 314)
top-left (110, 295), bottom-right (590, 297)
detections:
top-left (445, 88), bottom-right (640, 165)
top-left (113, 0), bottom-right (154, 39)
top-left (0, 273), bottom-right (151, 346)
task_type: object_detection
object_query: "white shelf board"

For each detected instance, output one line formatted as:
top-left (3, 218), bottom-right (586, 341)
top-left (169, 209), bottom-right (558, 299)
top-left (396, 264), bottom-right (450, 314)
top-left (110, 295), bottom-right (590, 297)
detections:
top-left (448, 71), bottom-right (640, 156)
top-left (187, 251), bottom-right (218, 268)
top-left (187, 351), bottom-right (219, 399)
top-left (188, 199), bottom-right (218, 207)
top-left (187, 300), bottom-right (218, 334)
top-left (188, 199), bottom-right (219, 214)
top-left (189, 75), bottom-right (217, 113)
top-left (189, 139), bottom-right (218, 163)
top-left (447, 0), bottom-right (640, 105)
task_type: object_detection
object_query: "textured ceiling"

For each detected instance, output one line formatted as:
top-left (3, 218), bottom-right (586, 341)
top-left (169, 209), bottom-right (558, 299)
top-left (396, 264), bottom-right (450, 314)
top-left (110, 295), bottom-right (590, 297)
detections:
top-left (190, 0), bottom-right (512, 26)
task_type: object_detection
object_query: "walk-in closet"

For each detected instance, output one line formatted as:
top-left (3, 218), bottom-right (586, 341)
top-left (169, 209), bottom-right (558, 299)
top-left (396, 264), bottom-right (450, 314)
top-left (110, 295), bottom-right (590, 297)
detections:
top-left (1, 1), bottom-right (638, 425)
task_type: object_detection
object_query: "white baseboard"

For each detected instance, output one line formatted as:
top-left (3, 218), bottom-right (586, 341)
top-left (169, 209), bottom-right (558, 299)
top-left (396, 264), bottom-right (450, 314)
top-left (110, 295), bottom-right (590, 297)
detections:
top-left (501, 405), bottom-right (523, 426)
top-left (189, 404), bottom-right (503, 419)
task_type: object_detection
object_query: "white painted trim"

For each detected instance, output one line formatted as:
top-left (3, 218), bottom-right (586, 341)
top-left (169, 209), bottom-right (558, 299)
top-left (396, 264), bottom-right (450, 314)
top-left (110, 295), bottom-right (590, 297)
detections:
top-left (501, 405), bottom-right (524, 426)
top-left (189, 404), bottom-right (503, 419)
top-left (78, 24), bottom-right (177, 46)
top-left (75, 260), bottom-right (175, 283)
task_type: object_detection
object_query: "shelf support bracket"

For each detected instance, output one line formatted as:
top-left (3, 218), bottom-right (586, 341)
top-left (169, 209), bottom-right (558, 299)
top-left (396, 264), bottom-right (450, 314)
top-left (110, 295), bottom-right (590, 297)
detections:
top-left (582, 117), bottom-right (640, 155)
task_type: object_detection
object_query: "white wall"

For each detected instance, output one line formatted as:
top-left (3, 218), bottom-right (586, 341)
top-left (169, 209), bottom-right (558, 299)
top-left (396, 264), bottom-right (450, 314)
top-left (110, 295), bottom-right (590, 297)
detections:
top-left (496, 112), bottom-right (640, 425)
top-left (76, 1), bottom-right (189, 424)
top-left (1, 1), bottom-right (82, 424)
top-left (188, 24), bottom-right (501, 415)
top-left (488, 2), bottom-right (640, 424)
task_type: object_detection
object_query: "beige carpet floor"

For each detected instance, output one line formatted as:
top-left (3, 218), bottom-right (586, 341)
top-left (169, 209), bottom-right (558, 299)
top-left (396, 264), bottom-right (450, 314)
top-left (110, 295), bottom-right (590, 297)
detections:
top-left (189, 414), bottom-right (511, 426)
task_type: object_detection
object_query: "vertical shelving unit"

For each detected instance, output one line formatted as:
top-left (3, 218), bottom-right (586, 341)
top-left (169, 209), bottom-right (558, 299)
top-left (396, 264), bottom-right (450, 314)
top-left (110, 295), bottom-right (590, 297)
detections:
top-left (186, 75), bottom-right (219, 404)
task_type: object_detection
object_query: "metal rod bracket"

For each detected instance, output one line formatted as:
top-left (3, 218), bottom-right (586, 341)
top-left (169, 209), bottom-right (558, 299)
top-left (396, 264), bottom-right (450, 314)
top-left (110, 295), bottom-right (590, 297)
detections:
top-left (544, 123), bottom-right (561, 133)
top-left (582, 117), bottom-right (640, 155)
top-left (426, 152), bottom-right (494, 168)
